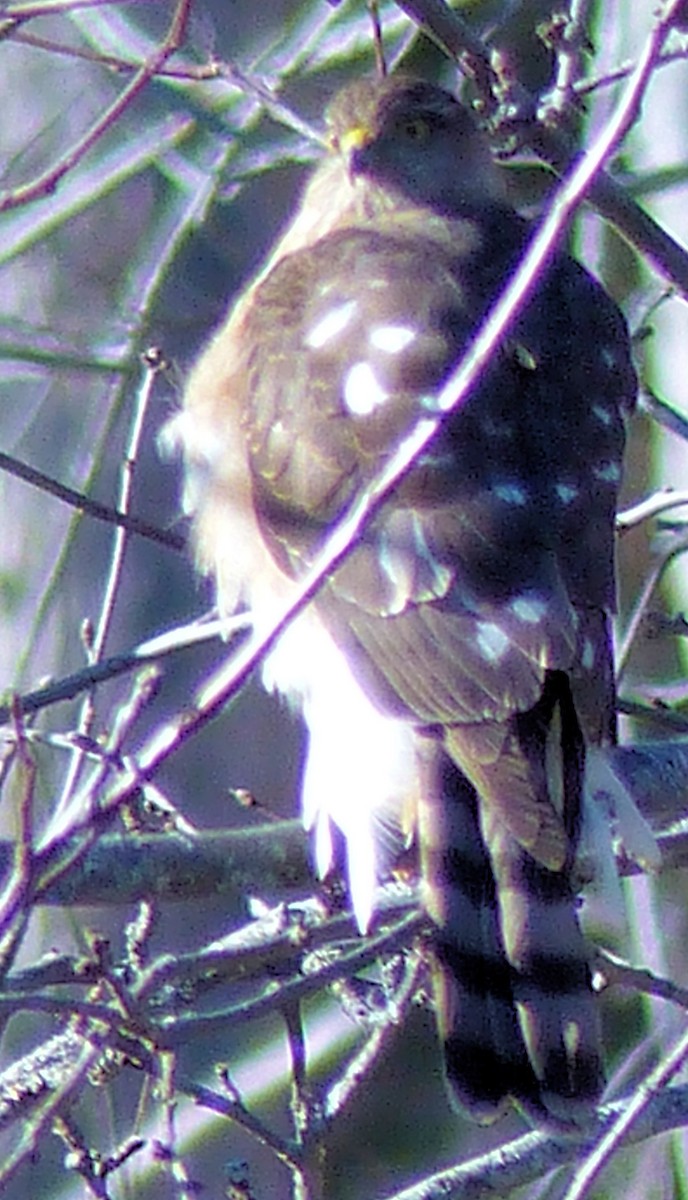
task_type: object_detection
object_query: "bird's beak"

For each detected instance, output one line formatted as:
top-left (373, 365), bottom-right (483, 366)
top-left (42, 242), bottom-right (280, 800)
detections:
top-left (339, 125), bottom-right (371, 155)
top-left (336, 124), bottom-right (373, 180)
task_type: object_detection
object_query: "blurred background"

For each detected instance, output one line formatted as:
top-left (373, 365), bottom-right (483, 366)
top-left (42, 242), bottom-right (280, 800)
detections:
top-left (2, 1), bottom-right (688, 1196)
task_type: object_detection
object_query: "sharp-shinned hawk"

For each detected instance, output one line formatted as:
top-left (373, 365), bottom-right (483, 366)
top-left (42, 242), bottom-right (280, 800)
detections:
top-left (171, 76), bottom-right (636, 1125)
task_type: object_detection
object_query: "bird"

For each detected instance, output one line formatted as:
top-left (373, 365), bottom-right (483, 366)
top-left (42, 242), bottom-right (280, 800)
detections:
top-left (169, 74), bottom-right (637, 1126)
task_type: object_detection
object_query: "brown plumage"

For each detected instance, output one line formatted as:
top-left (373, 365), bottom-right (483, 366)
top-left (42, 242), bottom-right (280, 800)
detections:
top-left (171, 76), bottom-right (636, 1124)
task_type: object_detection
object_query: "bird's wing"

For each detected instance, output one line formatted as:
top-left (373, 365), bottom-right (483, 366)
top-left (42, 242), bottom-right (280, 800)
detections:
top-left (240, 211), bottom-right (633, 869)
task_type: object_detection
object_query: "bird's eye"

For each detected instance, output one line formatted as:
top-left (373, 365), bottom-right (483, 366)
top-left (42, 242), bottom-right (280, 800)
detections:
top-left (399, 116), bottom-right (431, 142)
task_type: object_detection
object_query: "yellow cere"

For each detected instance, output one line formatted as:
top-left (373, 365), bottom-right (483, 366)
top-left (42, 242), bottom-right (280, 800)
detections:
top-left (338, 124), bottom-right (372, 155)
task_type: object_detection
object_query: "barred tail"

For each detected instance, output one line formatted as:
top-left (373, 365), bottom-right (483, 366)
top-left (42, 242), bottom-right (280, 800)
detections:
top-left (418, 748), bottom-right (603, 1125)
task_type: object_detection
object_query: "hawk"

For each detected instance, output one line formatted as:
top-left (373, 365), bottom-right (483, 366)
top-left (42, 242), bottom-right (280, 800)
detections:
top-left (171, 76), bottom-right (636, 1124)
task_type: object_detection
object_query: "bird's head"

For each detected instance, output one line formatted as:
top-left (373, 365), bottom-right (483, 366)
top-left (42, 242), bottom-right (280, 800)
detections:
top-left (326, 77), bottom-right (503, 213)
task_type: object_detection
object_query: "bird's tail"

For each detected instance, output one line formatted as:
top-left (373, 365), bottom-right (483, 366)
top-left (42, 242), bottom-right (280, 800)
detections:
top-left (418, 748), bottom-right (603, 1126)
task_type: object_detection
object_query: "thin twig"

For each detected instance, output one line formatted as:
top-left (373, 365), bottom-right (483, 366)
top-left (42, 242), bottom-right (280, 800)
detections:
top-left (96, 353), bottom-right (163, 636)
top-left (52, 1113), bottom-right (111, 1199)
top-left (190, 1071), bottom-right (300, 1174)
top-left (157, 912), bottom-right (424, 1048)
top-left (616, 549), bottom-right (680, 681)
top-left (53, 350), bottom-right (165, 830)
top-left (617, 488), bottom-right (688, 532)
top-left (157, 1054), bottom-right (198, 1200)
top-left (0, 0), bottom-right (192, 213)
top-left (36, 664), bottom-right (161, 864)
top-left (0, 1024), bottom-right (107, 1191)
top-left (0, 701), bottom-right (35, 974)
top-left (639, 387), bottom-right (688, 441)
top-left (324, 950), bottom-right (425, 1121)
top-left (595, 947), bottom-right (688, 1010)
top-left (539, 0), bottom-right (593, 123)
top-left (0, 449), bottom-right (185, 550)
top-left (618, 695), bottom-right (688, 732)
top-left (561, 1025), bottom-right (688, 1200)
top-left (0, 611), bottom-right (251, 728)
top-left (576, 44), bottom-right (688, 98)
top-left (376, 1086), bottom-right (688, 1200)
top-left (284, 1000), bottom-right (311, 1149)
top-left (9, 24), bottom-right (220, 78)
top-left (1, 0), bottom-right (125, 17)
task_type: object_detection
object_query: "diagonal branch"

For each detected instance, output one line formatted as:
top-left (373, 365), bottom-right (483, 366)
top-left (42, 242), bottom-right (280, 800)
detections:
top-left (0, 449), bottom-right (185, 550)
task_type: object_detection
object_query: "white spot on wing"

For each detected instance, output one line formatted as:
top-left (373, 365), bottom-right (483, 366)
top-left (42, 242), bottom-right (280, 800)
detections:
top-left (477, 621), bottom-right (511, 662)
top-left (511, 595), bottom-right (548, 624)
top-left (555, 482), bottom-right (578, 504)
top-left (594, 461), bottom-right (621, 483)
top-left (378, 536), bottom-right (414, 613)
top-left (344, 361), bottom-right (388, 415)
top-left (494, 482), bottom-right (527, 505)
top-left (592, 403), bottom-right (613, 426)
top-left (369, 324), bottom-right (417, 353)
top-left (481, 415), bottom-right (514, 439)
top-left (304, 300), bottom-right (357, 349)
top-left (411, 515), bottom-right (453, 596)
